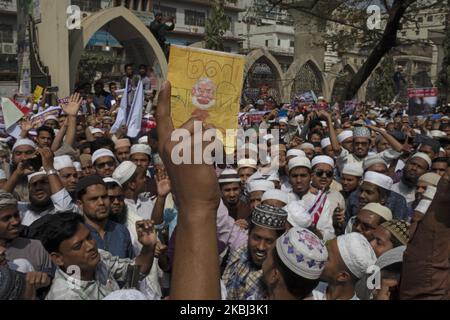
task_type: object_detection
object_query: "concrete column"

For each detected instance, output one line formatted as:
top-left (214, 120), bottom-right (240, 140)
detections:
top-left (36, 0), bottom-right (71, 97)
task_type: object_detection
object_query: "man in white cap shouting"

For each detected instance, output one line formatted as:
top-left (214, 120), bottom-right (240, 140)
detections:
top-left (315, 232), bottom-right (377, 300)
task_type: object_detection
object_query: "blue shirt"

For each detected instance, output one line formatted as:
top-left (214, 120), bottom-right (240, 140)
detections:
top-left (85, 220), bottom-right (135, 259)
top-left (346, 189), bottom-right (409, 221)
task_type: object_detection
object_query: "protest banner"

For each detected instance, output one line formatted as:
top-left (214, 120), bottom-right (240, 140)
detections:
top-left (238, 111), bottom-right (266, 128)
top-left (0, 97), bottom-right (25, 131)
top-left (30, 106), bottom-right (61, 128)
top-left (33, 85), bottom-right (44, 103)
top-left (168, 45), bottom-right (245, 153)
top-left (407, 87), bottom-right (438, 116)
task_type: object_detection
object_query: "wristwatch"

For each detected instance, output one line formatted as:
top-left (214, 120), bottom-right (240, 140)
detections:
top-left (46, 169), bottom-right (58, 176)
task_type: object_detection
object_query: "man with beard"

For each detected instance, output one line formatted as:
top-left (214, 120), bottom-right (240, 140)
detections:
top-left (222, 204), bottom-right (287, 300)
top-left (411, 172), bottom-right (441, 209)
top-left (258, 227), bottom-right (327, 300)
top-left (38, 212), bottom-right (157, 300)
top-left (313, 232), bottom-right (377, 300)
top-left (92, 148), bottom-right (117, 178)
top-left (350, 203), bottom-right (392, 242)
top-left (54, 156), bottom-right (78, 199)
top-left (392, 152), bottom-right (431, 208)
top-left (114, 139), bottom-right (131, 163)
top-left (337, 130), bottom-right (354, 153)
top-left (76, 175), bottom-right (134, 259)
top-left (190, 77), bottom-right (216, 121)
top-left (4, 148), bottom-right (76, 226)
top-left (218, 169), bottom-right (251, 221)
top-left (9, 138), bottom-right (37, 201)
top-left (0, 191), bottom-right (53, 275)
top-left (347, 171), bottom-right (408, 221)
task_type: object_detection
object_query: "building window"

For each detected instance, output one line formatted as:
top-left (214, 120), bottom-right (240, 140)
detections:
top-left (415, 30), bottom-right (420, 35)
top-left (0, 24), bottom-right (14, 43)
top-left (71, 0), bottom-right (101, 12)
top-left (265, 40), bottom-right (269, 47)
top-left (401, 31), bottom-right (406, 37)
top-left (132, 0), bottom-right (139, 11)
top-left (157, 6), bottom-right (176, 19)
top-left (277, 39), bottom-right (281, 46)
top-left (417, 17), bottom-right (423, 23)
top-left (290, 40), bottom-right (294, 47)
top-left (185, 10), bottom-right (206, 27)
top-left (427, 15), bottom-right (433, 22)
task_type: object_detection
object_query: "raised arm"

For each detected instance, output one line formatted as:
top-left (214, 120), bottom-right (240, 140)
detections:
top-left (156, 81), bottom-right (221, 300)
top-left (151, 175), bottom-right (171, 225)
top-left (366, 125), bottom-right (403, 152)
top-left (60, 93), bottom-right (83, 148)
top-left (51, 121), bottom-right (67, 152)
top-left (318, 110), bottom-right (341, 154)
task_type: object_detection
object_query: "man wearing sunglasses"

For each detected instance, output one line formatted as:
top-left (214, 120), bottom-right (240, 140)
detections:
top-left (92, 148), bottom-right (117, 178)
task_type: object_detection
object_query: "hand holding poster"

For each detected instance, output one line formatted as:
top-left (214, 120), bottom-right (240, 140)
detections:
top-left (167, 45), bottom-right (245, 153)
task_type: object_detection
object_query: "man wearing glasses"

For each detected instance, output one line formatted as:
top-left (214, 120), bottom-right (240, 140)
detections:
top-left (92, 149), bottom-right (117, 178)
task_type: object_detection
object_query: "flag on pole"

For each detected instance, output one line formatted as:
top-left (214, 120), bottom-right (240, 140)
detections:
top-left (126, 81), bottom-right (144, 138)
top-left (111, 80), bottom-right (129, 134)
top-left (0, 97), bottom-right (25, 130)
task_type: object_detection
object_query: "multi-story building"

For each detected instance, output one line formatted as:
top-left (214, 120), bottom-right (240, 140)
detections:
top-left (0, 0), bottom-right (18, 97)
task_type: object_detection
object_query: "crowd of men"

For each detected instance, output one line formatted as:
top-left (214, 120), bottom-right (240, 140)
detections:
top-left (0, 69), bottom-right (449, 300)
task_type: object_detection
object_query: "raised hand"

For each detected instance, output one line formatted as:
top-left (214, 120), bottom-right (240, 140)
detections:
top-left (156, 175), bottom-right (171, 197)
top-left (136, 220), bottom-right (157, 247)
top-left (62, 93), bottom-right (82, 116)
top-left (21, 118), bottom-right (34, 132)
top-left (36, 147), bottom-right (54, 171)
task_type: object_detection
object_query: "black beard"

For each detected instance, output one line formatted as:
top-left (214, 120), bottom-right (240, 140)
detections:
top-left (401, 172), bottom-right (418, 188)
top-left (29, 198), bottom-right (53, 211)
top-left (109, 207), bottom-right (128, 225)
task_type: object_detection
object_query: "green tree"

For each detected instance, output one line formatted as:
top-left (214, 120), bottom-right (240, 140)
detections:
top-left (205, 0), bottom-right (237, 51)
top-left (367, 54), bottom-right (397, 104)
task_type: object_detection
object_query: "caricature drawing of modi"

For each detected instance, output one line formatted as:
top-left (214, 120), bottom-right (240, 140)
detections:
top-left (191, 77), bottom-right (217, 121)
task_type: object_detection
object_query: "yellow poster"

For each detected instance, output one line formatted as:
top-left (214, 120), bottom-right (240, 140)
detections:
top-left (168, 45), bottom-right (245, 153)
top-left (33, 85), bottom-right (44, 103)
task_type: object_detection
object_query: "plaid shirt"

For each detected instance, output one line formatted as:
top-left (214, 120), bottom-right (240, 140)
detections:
top-left (222, 246), bottom-right (264, 300)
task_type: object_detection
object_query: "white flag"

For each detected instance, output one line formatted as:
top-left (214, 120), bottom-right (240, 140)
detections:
top-left (110, 79), bottom-right (128, 134)
top-left (126, 80), bottom-right (144, 138)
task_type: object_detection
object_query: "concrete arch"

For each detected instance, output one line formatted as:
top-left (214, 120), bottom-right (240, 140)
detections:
top-left (244, 48), bottom-right (285, 102)
top-left (69, 6), bottom-right (168, 91)
top-left (285, 58), bottom-right (326, 100)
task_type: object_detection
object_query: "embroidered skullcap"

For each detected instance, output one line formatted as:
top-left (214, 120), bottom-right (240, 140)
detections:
top-left (247, 180), bottom-right (274, 193)
top-left (287, 149), bottom-right (306, 158)
top-left (115, 139), bottom-right (131, 150)
top-left (363, 155), bottom-right (387, 171)
top-left (342, 163), bottom-right (363, 177)
top-left (284, 201), bottom-right (312, 228)
top-left (251, 204), bottom-right (288, 230)
top-left (361, 203), bottom-right (393, 221)
top-left (337, 233), bottom-right (377, 279)
top-left (363, 171), bottom-right (393, 190)
top-left (337, 130), bottom-right (353, 143)
top-left (92, 148), bottom-right (116, 164)
top-left (311, 155), bottom-right (334, 168)
top-left (288, 156), bottom-right (312, 172)
top-left (218, 169), bottom-right (240, 184)
top-left (381, 219), bottom-right (410, 246)
top-left (12, 138), bottom-right (36, 151)
top-left (276, 227), bottom-right (328, 280)
top-left (261, 189), bottom-right (288, 205)
top-left (53, 155), bottom-right (75, 171)
top-left (130, 144), bottom-right (152, 157)
top-left (112, 161), bottom-right (138, 186)
top-left (353, 126), bottom-right (371, 138)
top-left (410, 152), bottom-right (431, 168)
top-left (321, 138), bottom-right (331, 149)
top-left (418, 172), bottom-right (441, 187)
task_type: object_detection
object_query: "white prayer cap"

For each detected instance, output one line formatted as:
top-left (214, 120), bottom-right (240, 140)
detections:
top-left (262, 189), bottom-right (288, 204)
top-left (12, 138), bottom-right (36, 151)
top-left (267, 171), bottom-right (280, 182)
top-left (422, 185), bottom-right (437, 200)
top-left (218, 169), bottom-right (240, 184)
top-left (342, 163), bottom-right (364, 177)
top-left (278, 117), bottom-right (288, 124)
top-left (103, 177), bottom-right (122, 188)
top-left (92, 148), bottom-right (116, 164)
top-left (337, 233), bottom-right (377, 279)
top-left (112, 161), bottom-right (138, 185)
top-left (263, 134), bottom-right (275, 142)
top-left (361, 203), bottom-right (393, 221)
top-left (363, 155), bottom-right (387, 171)
top-left (138, 136), bottom-right (149, 145)
top-left (295, 114), bottom-right (304, 122)
top-left (286, 149), bottom-right (306, 158)
top-left (53, 155), bottom-right (74, 171)
top-left (90, 128), bottom-right (104, 135)
top-left (430, 130), bottom-right (446, 138)
top-left (442, 116), bottom-right (450, 120)
top-left (318, 96), bottom-right (325, 101)
top-left (320, 121), bottom-right (327, 128)
top-left (247, 179), bottom-right (274, 193)
top-left (410, 152), bottom-right (432, 168)
top-left (311, 155), bottom-right (334, 168)
top-left (363, 171), bottom-right (393, 190)
top-left (0, 169), bottom-right (6, 180)
top-left (440, 147), bottom-right (445, 153)
top-left (418, 172), bottom-right (441, 187)
top-left (276, 227), bottom-right (328, 280)
top-left (415, 199), bottom-right (432, 215)
top-left (27, 170), bottom-right (46, 183)
top-left (130, 144), bottom-right (152, 157)
top-left (237, 158), bottom-right (257, 170)
top-left (284, 201), bottom-right (312, 228)
top-left (320, 138), bottom-right (331, 149)
top-left (73, 162), bottom-right (82, 172)
top-left (337, 130), bottom-right (353, 143)
top-left (288, 156), bottom-right (312, 172)
top-left (299, 143), bottom-right (314, 150)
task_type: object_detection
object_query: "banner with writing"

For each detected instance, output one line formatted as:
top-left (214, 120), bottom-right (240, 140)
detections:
top-left (407, 87), bottom-right (438, 116)
top-left (30, 106), bottom-right (61, 128)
